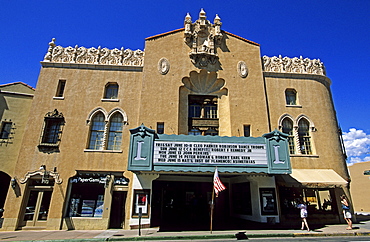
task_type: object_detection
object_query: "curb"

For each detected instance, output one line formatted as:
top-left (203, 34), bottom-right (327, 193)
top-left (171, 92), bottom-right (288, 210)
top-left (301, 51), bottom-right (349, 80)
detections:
top-left (105, 232), bottom-right (370, 241)
top-left (6, 231), bottom-right (370, 242)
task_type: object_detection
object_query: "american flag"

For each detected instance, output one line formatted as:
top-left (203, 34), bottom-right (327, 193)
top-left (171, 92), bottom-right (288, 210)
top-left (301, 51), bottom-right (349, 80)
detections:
top-left (213, 167), bottom-right (226, 197)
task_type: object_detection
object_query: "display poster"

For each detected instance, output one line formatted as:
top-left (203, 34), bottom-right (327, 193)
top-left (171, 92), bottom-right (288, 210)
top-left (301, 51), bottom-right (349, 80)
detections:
top-left (153, 141), bottom-right (267, 165)
top-left (259, 188), bottom-right (277, 215)
top-left (132, 190), bottom-right (150, 217)
top-left (81, 200), bottom-right (96, 217)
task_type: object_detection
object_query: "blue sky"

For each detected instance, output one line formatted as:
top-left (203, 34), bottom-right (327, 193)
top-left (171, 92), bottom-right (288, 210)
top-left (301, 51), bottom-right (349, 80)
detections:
top-left (1, 0), bottom-right (369, 165)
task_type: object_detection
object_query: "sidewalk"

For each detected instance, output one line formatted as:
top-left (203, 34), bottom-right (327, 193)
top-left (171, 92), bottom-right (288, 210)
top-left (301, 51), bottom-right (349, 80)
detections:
top-left (0, 222), bottom-right (370, 242)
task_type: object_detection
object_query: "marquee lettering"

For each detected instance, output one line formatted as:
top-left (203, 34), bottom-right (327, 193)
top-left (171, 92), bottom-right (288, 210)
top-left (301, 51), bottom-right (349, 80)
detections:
top-left (134, 141), bottom-right (146, 160)
top-left (273, 145), bottom-right (284, 164)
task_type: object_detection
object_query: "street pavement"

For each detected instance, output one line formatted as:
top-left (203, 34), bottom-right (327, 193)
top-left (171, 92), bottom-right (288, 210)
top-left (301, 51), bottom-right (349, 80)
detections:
top-left (1, 218), bottom-right (370, 241)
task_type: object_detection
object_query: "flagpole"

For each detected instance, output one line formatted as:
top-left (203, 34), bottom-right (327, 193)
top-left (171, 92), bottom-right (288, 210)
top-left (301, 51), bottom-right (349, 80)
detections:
top-left (210, 179), bottom-right (215, 234)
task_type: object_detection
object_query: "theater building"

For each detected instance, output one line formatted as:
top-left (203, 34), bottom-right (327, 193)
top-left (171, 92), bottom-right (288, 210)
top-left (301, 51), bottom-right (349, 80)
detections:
top-left (1, 10), bottom-right (350, 231)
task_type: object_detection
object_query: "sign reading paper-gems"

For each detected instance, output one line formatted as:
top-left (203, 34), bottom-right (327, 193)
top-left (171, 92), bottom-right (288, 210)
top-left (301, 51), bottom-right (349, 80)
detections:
top-left (153, 141), bottom-right (267, 165)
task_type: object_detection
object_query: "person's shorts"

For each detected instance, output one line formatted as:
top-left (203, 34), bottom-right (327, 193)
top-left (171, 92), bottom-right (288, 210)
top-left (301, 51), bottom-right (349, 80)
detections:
top-left (343, 210), bottom-right (352, 219)
top-left (300, 211), bottom-right (307, 218)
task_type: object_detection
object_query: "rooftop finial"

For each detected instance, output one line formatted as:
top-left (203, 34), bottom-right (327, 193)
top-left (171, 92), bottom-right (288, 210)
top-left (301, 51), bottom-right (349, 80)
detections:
top-left (199, 8), bottom-right (206, 19)
top-left (214, 14), bottom-right (221, 23)
top-left (185, 12), bottom-right (191, 21)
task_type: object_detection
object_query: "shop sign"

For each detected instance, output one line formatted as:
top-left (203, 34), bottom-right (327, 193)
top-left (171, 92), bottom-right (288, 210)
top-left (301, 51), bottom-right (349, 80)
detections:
top-left (153, 141), bottom-right (267, 165)
top-left (71, 176), bottom-right (129, 185)
top-left (71, 177), bottom-right (107, 184)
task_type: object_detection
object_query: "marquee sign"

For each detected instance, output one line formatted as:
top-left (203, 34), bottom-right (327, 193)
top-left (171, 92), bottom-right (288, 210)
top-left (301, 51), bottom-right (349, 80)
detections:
top-left (128, 124), bottom-right (291, 174)
top-left (153, 141), bottom-right (267, 165)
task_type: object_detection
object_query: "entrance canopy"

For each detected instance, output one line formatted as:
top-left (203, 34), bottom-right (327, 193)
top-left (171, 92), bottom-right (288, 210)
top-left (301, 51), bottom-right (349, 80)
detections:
top-left (278, 169), bottom-right (347, 188)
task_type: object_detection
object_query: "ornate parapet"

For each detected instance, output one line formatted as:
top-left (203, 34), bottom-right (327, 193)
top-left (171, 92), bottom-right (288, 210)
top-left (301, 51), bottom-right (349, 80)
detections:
top-left (262, 55), bottom-right (326, 76)
top-left (42, 38), bottom-right (144, 67)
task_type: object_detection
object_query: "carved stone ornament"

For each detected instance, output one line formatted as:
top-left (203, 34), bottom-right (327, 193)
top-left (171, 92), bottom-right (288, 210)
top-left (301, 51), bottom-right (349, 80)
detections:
top-left (20, 168), bottom-right (63, 184)
top-left (262, 55), bottom-right (326, 76)
top-left (158, 58), bottom-right (170, 75)
top-left (182, 69), bottom-right (225, 94)
top-left (184, 9), bottom-right (223, 71)
top-left (237, 61), bottom-right (248, 78)
top-left (43, 38), bottom-right (144, 67)
top-left (45, 109), bottom-right (64, 118)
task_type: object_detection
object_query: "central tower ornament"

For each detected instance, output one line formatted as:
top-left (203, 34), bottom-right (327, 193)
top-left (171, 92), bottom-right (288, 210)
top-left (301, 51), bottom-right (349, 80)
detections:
top-left (184, 9), bottom-right (223, 71)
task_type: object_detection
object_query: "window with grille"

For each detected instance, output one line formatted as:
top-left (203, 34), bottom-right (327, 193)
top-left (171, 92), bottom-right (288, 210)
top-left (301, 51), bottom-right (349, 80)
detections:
top-left (298, 119), bottom-right (312, 155)
top-left (107, 113), bottom-right (123, 150)
top-left (87, 110), bottom-right (125, 151)
top-left (282, 118), bottom-right (295, 154)
top-left (88, 112), bottom-right (105, 150)
top-left (39, 109), bottom-right (65, 148)
top-left (0, 122), bottom-right (12, 139)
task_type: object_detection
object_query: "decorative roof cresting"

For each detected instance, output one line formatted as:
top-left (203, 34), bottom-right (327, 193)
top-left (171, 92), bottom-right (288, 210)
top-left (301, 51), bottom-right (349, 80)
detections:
top-left (262, 55), bottom-right (326, 76)
top-left (43, 38), bottom-right (144, 67)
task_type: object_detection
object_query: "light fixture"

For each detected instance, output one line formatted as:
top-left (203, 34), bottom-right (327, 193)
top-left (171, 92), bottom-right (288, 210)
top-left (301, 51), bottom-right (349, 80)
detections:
top-left (11, 177), bottom-right (17, 189)
top-left (105, 174), bottom-right (112, 188)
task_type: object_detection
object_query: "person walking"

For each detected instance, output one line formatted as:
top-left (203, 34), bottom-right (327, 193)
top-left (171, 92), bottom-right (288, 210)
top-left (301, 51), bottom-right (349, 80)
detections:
top-left (297, 201), bottom-right (310, 231)
top-left (340, 194), bottom-right (352, 230)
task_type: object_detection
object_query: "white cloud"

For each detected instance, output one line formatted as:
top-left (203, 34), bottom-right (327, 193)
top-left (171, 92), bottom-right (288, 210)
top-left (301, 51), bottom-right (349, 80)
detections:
top-left (343, 128), bottom-right (370, 165)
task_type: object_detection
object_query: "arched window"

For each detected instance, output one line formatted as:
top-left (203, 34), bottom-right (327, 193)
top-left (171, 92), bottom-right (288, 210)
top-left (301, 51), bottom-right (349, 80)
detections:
top-left (282, 118), bottom-right (295, 154)
top-left (285, 89), bottom-right (297, 105)
top-left (298, 119), bottom-right (312, 155)
top-left (107, 113), bottom-right (123, 150)
top-left (104, 83), bottom-right (119, 99)
top-left (88, 112), bottom-right (105, 150)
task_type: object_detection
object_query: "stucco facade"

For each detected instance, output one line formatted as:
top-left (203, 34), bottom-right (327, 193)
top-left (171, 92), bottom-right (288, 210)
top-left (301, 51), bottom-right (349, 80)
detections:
top-left (0, 82), bottom-right (34, 223)
top-left (348, 161), bottom-right (370, 213)
top-left (1, 10), bottom-right (350, 231)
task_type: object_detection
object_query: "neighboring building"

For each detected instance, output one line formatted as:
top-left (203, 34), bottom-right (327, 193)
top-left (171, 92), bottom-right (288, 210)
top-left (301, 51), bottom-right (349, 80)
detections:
top-left (0, 82), bottom-right (35, 217)
top-left (1, 10), bottom-right (350, 231)
top-left (348, 161), bottom-right (370, 214)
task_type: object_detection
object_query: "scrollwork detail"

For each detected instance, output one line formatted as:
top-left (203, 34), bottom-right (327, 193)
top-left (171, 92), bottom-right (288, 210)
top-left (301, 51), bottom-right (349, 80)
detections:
top-left (43, 38), bottom-right (144, 67)
top-left (263, 55), bottom-right (326, 76)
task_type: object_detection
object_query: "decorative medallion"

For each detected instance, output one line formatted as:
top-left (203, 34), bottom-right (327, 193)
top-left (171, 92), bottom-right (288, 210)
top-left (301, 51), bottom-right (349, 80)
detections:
top-left (158, 58), bottom-right (170, 75)
top-left (237, 61), bottom-right (248, 78)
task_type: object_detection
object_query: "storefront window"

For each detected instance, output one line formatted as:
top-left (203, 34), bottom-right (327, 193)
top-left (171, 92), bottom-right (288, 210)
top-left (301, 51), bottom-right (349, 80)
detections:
top-left (68, 179), bottom-right (105, 217)
top-left (279, 187), bottom-right (336, 215)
